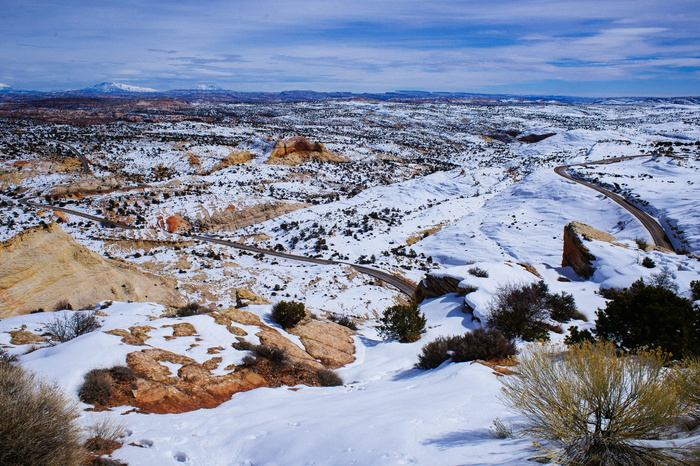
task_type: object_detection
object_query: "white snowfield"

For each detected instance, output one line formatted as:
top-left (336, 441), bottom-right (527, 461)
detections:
top-left (1, 101), bottom-right (699, 464)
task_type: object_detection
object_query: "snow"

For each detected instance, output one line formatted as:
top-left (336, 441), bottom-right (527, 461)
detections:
top-left (1, 100), bottom-right (700, 464)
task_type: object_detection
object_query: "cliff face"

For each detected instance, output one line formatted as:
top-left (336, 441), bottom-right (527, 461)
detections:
top-left (0, 223), bottom-right (185, 317)
top-left (562, 221), bottom-right (617, 279)
top-left (415, 274), bottom-right (463, 302)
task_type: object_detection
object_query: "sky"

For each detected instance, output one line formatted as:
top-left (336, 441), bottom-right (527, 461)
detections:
top-left (1, 0), bottom-right (699, 96)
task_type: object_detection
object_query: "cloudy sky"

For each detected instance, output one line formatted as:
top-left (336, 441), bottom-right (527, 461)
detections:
top-left (1, 0), bottom-right (698, 96)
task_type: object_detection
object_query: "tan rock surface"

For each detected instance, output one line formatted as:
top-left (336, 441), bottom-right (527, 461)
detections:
top-left (0, 223), bottom-right (185, 318)
top-left (195, 201), bottom-right (309, 233)
top-left (288, 320), bottom-right (356, 368)
top-left (562, 222), bottom-right (615, 279)
top-left (236, 289), bottom-right (271, 308)
top-left (266, 137), bottom-right (346, 165)
top-left (163, 322), bottom-right (197, 339)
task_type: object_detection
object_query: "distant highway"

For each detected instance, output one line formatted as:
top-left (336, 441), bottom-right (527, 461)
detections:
top-left (554, 156), bottom-right (675, 251)
top-left (49, 140), bottom-right (93, 176)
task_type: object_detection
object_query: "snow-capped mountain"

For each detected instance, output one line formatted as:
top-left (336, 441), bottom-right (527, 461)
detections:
top-left (0, 83), bottom-right (11, 91)
top-left (80, 82), bottom-right (159, 93)
top-left (193, 84), bottom-right (223, 91)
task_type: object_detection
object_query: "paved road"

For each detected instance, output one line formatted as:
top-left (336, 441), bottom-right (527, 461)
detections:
top-left (554, 156), bottom-right (675, 251)
top-left (16, 195), bottom-right (417, 296)
top-left (49, 140), bottom-right (93, 176)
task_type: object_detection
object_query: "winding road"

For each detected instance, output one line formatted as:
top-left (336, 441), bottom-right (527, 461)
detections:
top-left (554, 156), bottom-right (675, 251)
top-left (20, 141), bottom-right (418, 296)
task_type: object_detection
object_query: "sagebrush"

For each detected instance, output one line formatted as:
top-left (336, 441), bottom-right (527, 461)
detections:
top-left (0, 358), bottom-right (85, 465)
top-left (500, 341), bottom-right (684, 465)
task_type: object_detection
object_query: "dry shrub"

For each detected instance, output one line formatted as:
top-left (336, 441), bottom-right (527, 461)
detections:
top-left (328, 312), bottom-right (358, 331)
top-left (79, 369), bottom-right (115, 406)
top-left (45, 310), bottom-right (101, 344)
top-left (173, 302), bottom-right (212, 318)
top-left (315, 368), bottom-right (343, 387)
top-left (500, 341), bottom-right (684, 465)
top-left (415, 327), bottom-right (516, 369)
top-left (85, 416), bottom-right (126, 456)
top-left (0, 359), bottom-right (85, 465)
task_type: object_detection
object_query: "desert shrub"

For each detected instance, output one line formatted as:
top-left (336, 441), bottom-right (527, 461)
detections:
top-left (692, 280), bottom-right (700, 301)
top-left (248, 344), bottom-right (289, 366)
top-left (641, 256), bottom-right (656, 268)
top-left (271, 300), bottom-right (306, 329)
top-left (595, 278), bottom-right (700, 357)
top-left (315, 368), bottom-right (343, 387)
top-left (108, 365), bottom-right (136, 384)
top-left (486, 281), bottom-right (582, 341)
top-left (635, 238), bottom-right (650, 250)
top-left (468, 266), bottom-right (489, 278)
top-left (563, 326), bottom-right (596, 346)
top-left (54, 299), bottom-right (73, 311)
top-left (174, 301), bottom-right (211, 317)
top-left (79, 369), bottom-right (114, 405)
top-left (45, 310), bottom-right (101, 344)
top-left (415, 327), bottom-right (516, 369)
top-left (461, 284), bottom-right (478, 295)
top-left (0, 347), bottom-right (19, 365)
top-left (327, 313), bottom-right (358, 330)
top-left (85, 416), bottom-right (126, 455)
top-left (649, 270), bottom-right (679, 293)
top-left (0, 361), bottom-right (85, 466)
top-left (377, 304), bottom-right (426, 343)
top-left (500, 341), bottom-right (684, 465)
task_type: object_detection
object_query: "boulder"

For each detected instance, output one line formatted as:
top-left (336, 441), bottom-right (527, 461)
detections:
top-left (562, 222), bottom-right (617, 278)
top-left (164, 215), bottom-right (191, 233)
top-left (287, 320), bottom-right (355, 368)
top-left (235, 289), bottom-right (271, 308)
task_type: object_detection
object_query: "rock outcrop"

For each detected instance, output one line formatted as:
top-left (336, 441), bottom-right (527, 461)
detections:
top-left (287, 320), bottom-right (356, 368)
top-left (195, 201), bottom-right (309, 233)
top-left (266, 137), bottom-right (346, 165)
top-left (562, 222), bottom-right (617, 278)
top-left (0, 223), bottom-right (185, 318)
top-left (415, 274), bottom-right (464, 302)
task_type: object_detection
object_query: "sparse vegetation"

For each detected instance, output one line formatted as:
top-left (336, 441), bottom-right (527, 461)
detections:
top-left (85, 417), bottom-right (126, 456)
top-left (173, 301), bottom-right (212, 317)
top-left (486, 281), bottom-right (583, 341)
top-left (45, 309), bottom-right (101, 344)
top-left (415, 327), bottom-right (516, 369)
top-left (377, 303), bottom-right (426, 343)
top-left (271, 300), bottom-right (306, 329)
top-left (79, 368), bottom-right (115, 406)
top-left (500, 341), bottom-right (684, 465)
top-left (468, 266), bottom-right (489, 278)
top-left (327, 312), bottom-right (358, 330)
top-left (315, 368), bottom-right (344, 387)
top-left (595, 278), bottom-right (700, 357)
top-left (692, 280), bottom-right (700, 301)
top-left (0, 356), bottom-right (85, 466)
top-left (641, 256), bottom-right (656, 268)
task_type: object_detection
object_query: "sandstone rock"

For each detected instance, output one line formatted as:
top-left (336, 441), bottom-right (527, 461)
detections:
top-left (416, 274), bottom-right (463, 302)
top-left (105, 325), bottom-right (155, 346)
top-left (163, 322), bottom-right (197, 339)
top-left (562, 222), bottom-right (616, 278)
top-left (217, 307), bottom-right (263, 326)
top-left (287, 320), bottom-right (355, 368)
top-left (256, 327), bottom-right (323, 369)
top-left (164, 215), bottom-right (191, 233)
top-left (236, 289), bottom-right (271, 308)
top-left (209, 312), bottom-right (248, 336)
top-left (7, 328), bottom-right (45, 345)
top-left (195, 201), bottom-right (309, 233)
top-left (0, 223), bottom-right (185, 318)
top-left (266, 137), bottom-right (346, 165)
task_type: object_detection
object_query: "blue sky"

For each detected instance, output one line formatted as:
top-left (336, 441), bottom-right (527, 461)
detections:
top-left (1, 0), bottom-right (699, 96)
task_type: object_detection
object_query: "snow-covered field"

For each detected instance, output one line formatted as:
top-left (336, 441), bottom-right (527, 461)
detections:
top-left (1, 99), bottom-right (699, 464)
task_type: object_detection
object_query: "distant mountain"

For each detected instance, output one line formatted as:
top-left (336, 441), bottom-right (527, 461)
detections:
top-left (0, 83), bottom-right (12, 92)
top-left (79, 82), bottom-right (159, 93)
top-left (193, 84), bottom-right (223, 91)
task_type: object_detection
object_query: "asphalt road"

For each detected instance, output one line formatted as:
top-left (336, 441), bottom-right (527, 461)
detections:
top-left (554, 156), bottom-right (675, 251)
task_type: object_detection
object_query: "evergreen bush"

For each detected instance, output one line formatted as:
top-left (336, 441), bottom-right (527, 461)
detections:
top-left (415, 327), bottom-right (516, 369)
top-left (377, 304), bottom-right (426, 343)
top-left (271, 301), bottom-right (306, 329)
top-left (595, 278), bottom-right (700, 357)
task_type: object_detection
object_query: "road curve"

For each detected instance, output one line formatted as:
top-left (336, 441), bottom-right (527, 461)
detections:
top-left (554, 156), bottom-right (675, 251)
top-left (16, 196), bottom-right (417, 296)
top-left (49, 140), bottom-right (93, 176)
